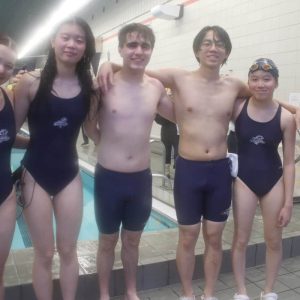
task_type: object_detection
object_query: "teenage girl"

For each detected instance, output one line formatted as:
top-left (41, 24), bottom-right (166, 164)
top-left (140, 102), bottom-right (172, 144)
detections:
top-left (232, 58), bottom-right (296, 300)
top-left (14, 17), bottom-right (97, 300)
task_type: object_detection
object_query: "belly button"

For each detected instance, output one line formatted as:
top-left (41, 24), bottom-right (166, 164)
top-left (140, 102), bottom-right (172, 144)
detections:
top-left (205, 149), bottom-right (209, 154)
top-left (187, 107), bottom-right (193, 112)
top-left (127, 156), bottom-right (133, 160)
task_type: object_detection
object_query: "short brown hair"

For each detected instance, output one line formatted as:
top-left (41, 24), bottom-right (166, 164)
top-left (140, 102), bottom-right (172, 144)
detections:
top-left (118, 23), bottom-right (155, 48)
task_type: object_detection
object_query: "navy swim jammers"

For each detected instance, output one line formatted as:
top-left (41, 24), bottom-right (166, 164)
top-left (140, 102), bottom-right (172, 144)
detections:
top-left (174, 156), bottom-right (232, 225)
top-left (94, 164), bottom-right (152, 234)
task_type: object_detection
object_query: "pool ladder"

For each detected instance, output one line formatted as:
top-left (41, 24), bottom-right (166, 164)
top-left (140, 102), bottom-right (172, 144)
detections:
top-left (150, 138), bottom-right (173, 189)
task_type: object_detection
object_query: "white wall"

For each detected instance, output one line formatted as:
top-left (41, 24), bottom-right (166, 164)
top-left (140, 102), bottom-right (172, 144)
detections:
top-left (81, 0), bottom-right (300, 136)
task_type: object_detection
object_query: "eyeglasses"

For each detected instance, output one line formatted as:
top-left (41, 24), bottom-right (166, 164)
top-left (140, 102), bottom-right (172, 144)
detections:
top-left (200, 40), bottom-right (226, 50)
top-left (249, 62), bottom-right (273, 72)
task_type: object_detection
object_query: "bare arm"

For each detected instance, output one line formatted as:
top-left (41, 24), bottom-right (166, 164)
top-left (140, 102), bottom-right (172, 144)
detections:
top-left (275, 100), bottom-right (300, 129)
top-left (97, 62), bottom-right (121, 92)
top-left (236, 79), bottom-right (251, 98)
top-left (278, 109), bottom-right (296, 227)
top-left (97, 61), bottom-right (182, 91)
top-left (3, 87), bottom-right (30, 148)
top-left (157, 86), bottom-right (176, 123)
top-left (276, 100), bottom-right (297, 114)
top-left (83, 93), bottom-right (101, 145)
top-left (13, 72), bottom-right (38, 131)
top-left (232, 97), bottom-right (247, 122)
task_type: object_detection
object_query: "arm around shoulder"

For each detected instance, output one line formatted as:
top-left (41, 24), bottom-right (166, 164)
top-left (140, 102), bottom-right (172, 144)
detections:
top-left (279, 108), bottom-right (296, 226)
top-left (155, 80), bottom-right (176, 123)
top-left (13, 72), bottom-right (39, 131)
top-left (146, 67), bottom-right (185, 89)
top-left (83, 91), bottom-right (102, 145)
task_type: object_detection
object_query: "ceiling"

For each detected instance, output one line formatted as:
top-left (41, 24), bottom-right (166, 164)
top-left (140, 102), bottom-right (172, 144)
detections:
top-left (0, 0), bottom-right (62, 52)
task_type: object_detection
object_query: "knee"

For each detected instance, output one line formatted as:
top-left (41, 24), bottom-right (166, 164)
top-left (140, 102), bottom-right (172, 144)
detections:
top-left (121, 235), bottom-right (140, 250)
top-left (99, 235), bottom-right (119, 253)
top-left (179, 231), bottom-right (199, 251)
top-left (265, 236), bottom-right (282, 252)
top-left (57, 244), bottom-right (77, 262)
top-left (34, 248), bottom-right (55, 266)
top-left (233, 235), bottom-right (249, 252)
top-left (204, 232), bottom-right (222, 251)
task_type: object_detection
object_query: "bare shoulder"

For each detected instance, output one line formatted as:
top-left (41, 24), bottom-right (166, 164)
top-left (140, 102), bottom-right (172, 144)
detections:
top-left (223, 75), bottom-right (244, 87)
top-left (281, 106), bottom-right (295, 121)
top-left (14, 70), bottom-right (41, 102)
top-left (223, 76), bottom-right (250, 97)
top-left (19, 70), bottom-right (40, 88)
top-left (281, 106), bottom-right (296, 129)
top-left (20, 71), bottom-right (40, 89)
top-left (146, 75), bottom-right (165, 91)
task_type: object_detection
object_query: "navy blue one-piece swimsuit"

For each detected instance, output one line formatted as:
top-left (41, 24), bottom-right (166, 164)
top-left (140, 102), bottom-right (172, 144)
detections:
top-left (22, 90), bottom-right (88, 196)
top-left (235, 99), bottom-right (283, 197)
top-left (0, 87), bottom-right (16, 205)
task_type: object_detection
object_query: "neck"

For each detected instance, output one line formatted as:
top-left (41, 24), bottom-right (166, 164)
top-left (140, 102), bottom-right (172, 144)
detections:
top-left (249, 96), bottom-right (274, 108)
top-left (119, 65), bottom-right (145, 83)
top-left (198, 64), bottom-right (221, 81)
top-left (56, 60), bottom-right (77, 79)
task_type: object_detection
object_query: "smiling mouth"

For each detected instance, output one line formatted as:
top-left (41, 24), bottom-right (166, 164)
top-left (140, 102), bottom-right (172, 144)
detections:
top-left (64, 52), bottom-right (77, 56)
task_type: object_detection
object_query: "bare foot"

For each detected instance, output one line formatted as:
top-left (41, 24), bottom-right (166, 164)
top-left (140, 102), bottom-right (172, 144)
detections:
top-left (124, 292), bottom-right (140, 300)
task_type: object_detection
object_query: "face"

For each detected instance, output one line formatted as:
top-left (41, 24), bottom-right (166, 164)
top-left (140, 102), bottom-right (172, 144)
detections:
top-left (248, 70), bottom-right (278, 100)
top-left (118, 32), bottom-right (153, 70)
top-left (195, 30), bottom-right (228, 67)
top-left (51, 23), bottom-right (86, 65)
top-left (0, 44), bottom-right (16, 85)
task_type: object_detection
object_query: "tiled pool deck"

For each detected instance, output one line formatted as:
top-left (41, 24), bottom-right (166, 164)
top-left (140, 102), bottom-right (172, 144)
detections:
top-left (4, 138), bottom-right (300, 299)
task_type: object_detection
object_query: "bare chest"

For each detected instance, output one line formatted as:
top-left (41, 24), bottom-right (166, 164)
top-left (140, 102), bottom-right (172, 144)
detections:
top-left (174, 79), bottom-right (237, 119)
top-left (104, 87), bottom-right (159, 120)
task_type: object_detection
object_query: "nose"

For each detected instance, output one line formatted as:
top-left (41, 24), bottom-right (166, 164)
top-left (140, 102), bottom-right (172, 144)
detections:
top-left (257, 80), bottom-right (265, 87)
top-left (66, 39), bottom-right (76, 48)
top-left (134, 45), bottom-right (143, 54)
top-left (209, 42), bottom-right (218, 51)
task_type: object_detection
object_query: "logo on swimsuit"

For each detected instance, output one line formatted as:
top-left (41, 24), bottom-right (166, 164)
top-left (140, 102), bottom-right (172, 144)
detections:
top-left (250, 135), bottom-right (265, 145)
top-left (0, 129), bottom-right (10, 143)
top-left (53, 117), bottom-right (68, 128)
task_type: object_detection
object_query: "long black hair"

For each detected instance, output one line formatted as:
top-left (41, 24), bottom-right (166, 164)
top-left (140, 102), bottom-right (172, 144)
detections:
top-left (36, 17), bottom-right (97, 114)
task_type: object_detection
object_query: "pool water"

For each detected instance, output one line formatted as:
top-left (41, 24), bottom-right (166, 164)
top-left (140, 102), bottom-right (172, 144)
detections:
top-left (10, 149), bottom-right (177, 250)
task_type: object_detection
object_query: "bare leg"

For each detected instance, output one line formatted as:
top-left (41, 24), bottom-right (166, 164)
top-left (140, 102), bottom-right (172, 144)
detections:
top-left (260, 179), bottom-right (284, 294)
top-left (121, 229), bottom-right (142, 300)
top-left (23, 171), bottom-right (54, 300)
top-left (0, 191), bottom-right (16, 300)
top-left (202, 219), bottom-right (226, 298)
top-left (54, 174), bottom-right (83, 300)
top-left (97, 232), bottom-right (119, 300)
top-left (176, 223), bottom-right (200, 298)
top-left (232, 179), bottom-right (258, 295)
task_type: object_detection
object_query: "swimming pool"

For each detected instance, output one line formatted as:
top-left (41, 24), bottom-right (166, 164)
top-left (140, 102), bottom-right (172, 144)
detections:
top-left (10, 149), bottom-right (177, 250)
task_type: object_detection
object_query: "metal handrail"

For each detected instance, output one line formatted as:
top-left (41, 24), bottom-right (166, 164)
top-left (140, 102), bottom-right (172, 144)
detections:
top-left (152, 173), bottom-right (173, 190)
